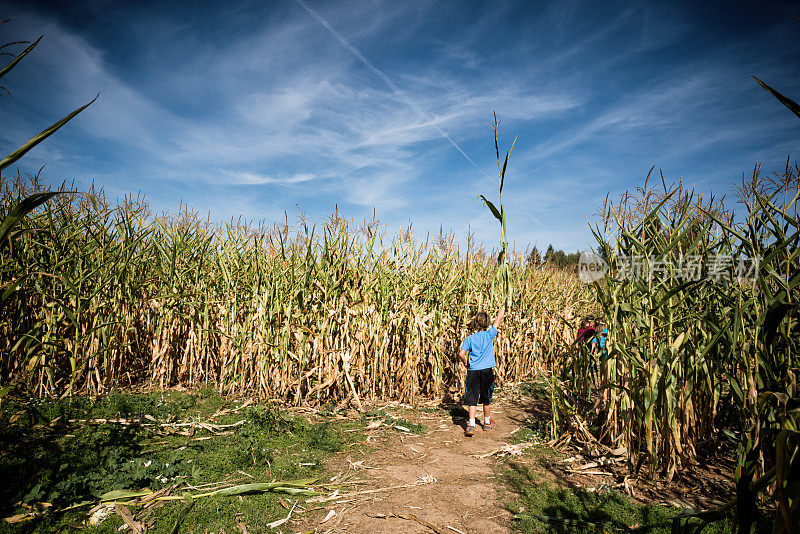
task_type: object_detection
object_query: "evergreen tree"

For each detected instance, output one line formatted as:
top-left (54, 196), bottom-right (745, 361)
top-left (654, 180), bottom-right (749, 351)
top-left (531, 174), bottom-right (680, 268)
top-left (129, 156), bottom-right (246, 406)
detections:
top-left (544, 244), bottom-right (555, 263)
top-left (527, 245), bottom-right (541, 266)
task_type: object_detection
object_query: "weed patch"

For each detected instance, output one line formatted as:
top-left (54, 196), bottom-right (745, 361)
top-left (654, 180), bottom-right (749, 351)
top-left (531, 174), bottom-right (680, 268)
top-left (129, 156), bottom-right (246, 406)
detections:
top-left (511, 420), bottom-right (548, 445)
top-left (0, 391), bottom-right (362, 533)
top-left (504, 459), bottom-right (737, 533)
top-left (516, 379), bottom-right (549, 399)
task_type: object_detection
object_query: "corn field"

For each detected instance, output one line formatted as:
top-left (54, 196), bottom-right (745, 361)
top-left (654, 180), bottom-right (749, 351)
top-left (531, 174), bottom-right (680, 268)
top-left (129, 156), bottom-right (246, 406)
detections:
top-left (556, 162), bottom-right (799, 531)
top-left (0, 175), bottom-right (586, 403)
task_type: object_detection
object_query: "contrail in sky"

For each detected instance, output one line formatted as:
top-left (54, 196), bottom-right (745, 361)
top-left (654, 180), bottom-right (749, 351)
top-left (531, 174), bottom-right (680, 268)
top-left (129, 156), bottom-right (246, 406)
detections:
top-left (294, 0), bottom-right (492, 180)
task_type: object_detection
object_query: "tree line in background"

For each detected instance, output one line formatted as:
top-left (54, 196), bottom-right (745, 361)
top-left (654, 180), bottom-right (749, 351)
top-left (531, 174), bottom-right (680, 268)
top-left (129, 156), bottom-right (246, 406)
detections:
top-left (526, 244), bottom-right (582, 269)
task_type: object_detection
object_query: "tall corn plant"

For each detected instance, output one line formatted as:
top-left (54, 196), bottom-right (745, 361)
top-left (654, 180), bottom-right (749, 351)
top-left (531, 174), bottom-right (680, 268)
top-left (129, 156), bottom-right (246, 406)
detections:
top-left (478, 112), bottom-right (516, 304)
top-left (578, 178), bottom-right (737, 477)
top-left (1, 175), bottom-right (587, 399)
top-left (673, 167), bottom-right (800, 533)
top-left (676, 73), bottom-right (800, 533)
top-left (0, 22), bottom-right (95, 395)
top-left (559, 166), bottom-right (798, 531)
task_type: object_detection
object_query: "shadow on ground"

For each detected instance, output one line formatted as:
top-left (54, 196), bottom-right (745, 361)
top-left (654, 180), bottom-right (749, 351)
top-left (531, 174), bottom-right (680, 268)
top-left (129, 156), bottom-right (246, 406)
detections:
top-left (437, 397), bottom-right (469, 431)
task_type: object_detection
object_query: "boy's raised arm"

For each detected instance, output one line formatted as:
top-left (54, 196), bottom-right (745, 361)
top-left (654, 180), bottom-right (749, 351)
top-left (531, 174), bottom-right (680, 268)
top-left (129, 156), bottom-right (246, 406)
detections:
top-left (492, 304), bottom-right (506, 330)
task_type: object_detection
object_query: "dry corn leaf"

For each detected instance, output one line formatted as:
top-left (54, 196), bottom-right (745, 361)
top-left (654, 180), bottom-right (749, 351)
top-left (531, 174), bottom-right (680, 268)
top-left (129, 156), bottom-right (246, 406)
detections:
top-left (365, 419), bottom-right (383, 429)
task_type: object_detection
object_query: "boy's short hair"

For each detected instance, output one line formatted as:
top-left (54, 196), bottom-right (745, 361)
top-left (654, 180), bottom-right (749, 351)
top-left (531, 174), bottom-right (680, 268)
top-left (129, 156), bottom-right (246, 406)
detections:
top-left (468, 311), bottom-right (490, 331)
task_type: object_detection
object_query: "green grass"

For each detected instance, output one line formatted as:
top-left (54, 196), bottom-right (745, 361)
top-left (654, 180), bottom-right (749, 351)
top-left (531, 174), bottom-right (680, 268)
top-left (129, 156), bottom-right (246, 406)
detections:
top-left (504, 458), bottom-right (737, 534)
top-left (0, 390), bottom-right (365, 533)
top-left (515, 378), bottom-right (550, 399)
top-left (510, 420), bottom-right (548, 445)
top-left (503, 379), bottom-right (741, 533)
top-left (360, 409), bottom-right (427, 434)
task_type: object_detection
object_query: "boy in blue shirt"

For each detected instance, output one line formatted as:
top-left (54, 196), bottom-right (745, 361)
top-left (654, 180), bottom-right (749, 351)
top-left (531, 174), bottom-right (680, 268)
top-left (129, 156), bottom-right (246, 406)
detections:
top-left (458, 304), bottom-right (506, 437)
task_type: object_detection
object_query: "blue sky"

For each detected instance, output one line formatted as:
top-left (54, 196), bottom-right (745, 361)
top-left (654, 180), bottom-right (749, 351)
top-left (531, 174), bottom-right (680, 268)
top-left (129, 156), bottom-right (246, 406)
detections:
top-left (1, 0), bottom-right (798, 252)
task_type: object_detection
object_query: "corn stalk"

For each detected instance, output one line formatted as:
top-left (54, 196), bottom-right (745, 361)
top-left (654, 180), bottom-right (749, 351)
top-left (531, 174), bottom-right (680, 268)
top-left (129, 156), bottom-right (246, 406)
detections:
top-left (478, 112), bottom-right (516, 304)
top-left (555, 163), bottom-right (798, 530)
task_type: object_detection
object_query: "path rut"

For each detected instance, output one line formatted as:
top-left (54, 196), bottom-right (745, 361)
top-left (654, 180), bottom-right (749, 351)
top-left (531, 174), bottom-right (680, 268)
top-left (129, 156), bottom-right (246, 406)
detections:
top-left (311, 397), bottom-right (530, 534)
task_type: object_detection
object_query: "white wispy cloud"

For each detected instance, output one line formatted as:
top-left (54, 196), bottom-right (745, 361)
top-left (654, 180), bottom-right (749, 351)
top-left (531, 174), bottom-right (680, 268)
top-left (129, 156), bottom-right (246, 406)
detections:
top-left (2, 0), bottom-right (795, 252)
top-left (225, 171), bottom-right (318, 185)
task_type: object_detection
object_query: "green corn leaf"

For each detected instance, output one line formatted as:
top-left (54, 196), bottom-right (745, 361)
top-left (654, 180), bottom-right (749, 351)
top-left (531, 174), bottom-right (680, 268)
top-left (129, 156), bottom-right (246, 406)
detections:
top-left (0, 93), bottom-right (98, 171)
top-left (477, 195), bottom-right (502, 222)
top-left (204, 480), bottom-right (317, 497)
top-left (493, 110), bottom-right (499, 163)
top-left (499, 136), bottom-right (517, 194)
top-left (0, 35), bottom-right (42, 80)
top-left (650, 280), bottom-right (703, 312)
top-left (99, 489), bottom-right (154, 501)
top-left (0, 191), bottom-right (63, 247)
top-left (761, 303), bottom-right (795, 346)
top-left (752, 75), bottom-right (800, 119)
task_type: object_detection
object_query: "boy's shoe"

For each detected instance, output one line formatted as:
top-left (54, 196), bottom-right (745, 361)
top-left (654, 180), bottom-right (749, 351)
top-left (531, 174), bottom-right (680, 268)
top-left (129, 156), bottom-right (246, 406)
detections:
top-left (465, 425), bottom-right (475, 437)
top-left (483, 421), bottom-right (495, 432)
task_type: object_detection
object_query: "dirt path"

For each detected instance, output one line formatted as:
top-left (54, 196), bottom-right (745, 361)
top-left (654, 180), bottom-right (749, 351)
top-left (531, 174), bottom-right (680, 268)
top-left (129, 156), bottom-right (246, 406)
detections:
top-left (308, 396), bottom-right (532, 534)
top-left (290, 383), bottom-right (735, 533)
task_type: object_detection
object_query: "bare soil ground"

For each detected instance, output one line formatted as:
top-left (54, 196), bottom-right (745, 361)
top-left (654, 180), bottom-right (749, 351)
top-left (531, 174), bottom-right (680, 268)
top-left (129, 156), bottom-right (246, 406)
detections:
top-left (295, 386), bottom-right (735, 534)
top-left (296, 397), bottom-right (522, 534)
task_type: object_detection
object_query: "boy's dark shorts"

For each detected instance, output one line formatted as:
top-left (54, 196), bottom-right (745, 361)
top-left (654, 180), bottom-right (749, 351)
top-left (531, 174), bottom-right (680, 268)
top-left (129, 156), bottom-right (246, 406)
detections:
top-left (463, 368), bottom-right (495, 406)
